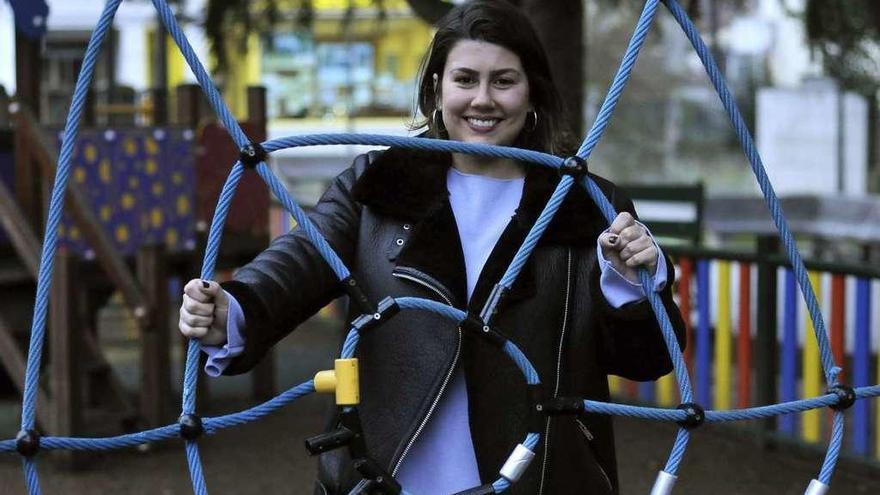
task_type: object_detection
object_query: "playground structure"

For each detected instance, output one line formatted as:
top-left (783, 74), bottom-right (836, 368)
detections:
top-left (1, 0), bottom-right (880, 494)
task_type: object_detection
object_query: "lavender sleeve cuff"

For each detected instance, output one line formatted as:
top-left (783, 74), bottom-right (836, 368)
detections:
top-left (596, 221), bottom-right (668, 309)
top-left (200, 291), bottom-right (246, 377)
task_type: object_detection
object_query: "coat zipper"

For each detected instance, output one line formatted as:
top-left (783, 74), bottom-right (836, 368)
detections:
top-left (390, 271), bottom-right (462, 477)
top-left (574, 417), bottom-right (613, 491)
top-left (538, 249), bottom-right (572, 495)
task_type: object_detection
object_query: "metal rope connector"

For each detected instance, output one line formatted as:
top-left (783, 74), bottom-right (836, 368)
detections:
top-left (676, 402), bottom-right (705, 430)
top-left (15, 429), bottom-right (41, 457)
top-left (238, 141), bottom-right (267, 169)
top-left (827, 384), bottom-right (856, 411)
top-left (650, 470), bottom-right (677, 495)
top-left (342, 276), bottom-right (375, 316)
top-left (304, 408), bottom-right (366, 457)
top-left (353, 457), bottom-right (402, 494)
top-left (178, 413), bottom-right (204, 440)
top-left (558, 155), bottom-right (588, 179)
top-left (499, 443), bottom-right (536, 483)
top-left (459, 313), bottom-right (507, 348)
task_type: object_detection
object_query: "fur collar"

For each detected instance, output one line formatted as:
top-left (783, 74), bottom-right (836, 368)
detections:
top-left (351, 146), bottom-right (610, 247)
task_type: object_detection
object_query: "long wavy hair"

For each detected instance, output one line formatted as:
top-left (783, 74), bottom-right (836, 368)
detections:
top-left (412, 0), bottom-right (575, 156)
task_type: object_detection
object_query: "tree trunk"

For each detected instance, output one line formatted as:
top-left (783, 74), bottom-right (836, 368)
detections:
top-left (520, 0), bottom-right (585, 138)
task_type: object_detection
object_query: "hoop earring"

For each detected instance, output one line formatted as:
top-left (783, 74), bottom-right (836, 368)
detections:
top-left (432, 108), bottom-right (446, 132)
top-left (526, 110), bottom-right (538, 132)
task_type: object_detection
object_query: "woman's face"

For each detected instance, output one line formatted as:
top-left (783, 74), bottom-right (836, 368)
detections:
top-left (438, 40), bottom-right (532, 147)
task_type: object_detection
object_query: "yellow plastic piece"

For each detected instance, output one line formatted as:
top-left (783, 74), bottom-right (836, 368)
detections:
top-left (313, 359), bottom-right (360, 406)
top-left (802, 271), bottom-right (822, 443)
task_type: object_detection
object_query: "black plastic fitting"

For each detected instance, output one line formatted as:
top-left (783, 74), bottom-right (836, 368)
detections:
top-left (453, 484), bottom-right (496, 495)
top-left (239, 141), bottom-right (267, 169)
top-left (342, 276), bottom-right (375, 316)
top-left (538, 396), bottom-right (586, 416)
top-left (178, 413), bottom-right (204, 440)
top-left (828, 384), bottom-right (856, 411)
top-left (15, 429), bottom-right (40, 457)
top-left (351, 297), bottom-right (400, 335)
top-left (559, 156), bottom-right (588, 179)
top-left (676, 402), bottom-right (705, 430)
top-left (304, 426), bottom-right (356, 456)
top-left (459, 313), bottom-right (507, 348)
top-left (353, 457), bottom-right (402, 494)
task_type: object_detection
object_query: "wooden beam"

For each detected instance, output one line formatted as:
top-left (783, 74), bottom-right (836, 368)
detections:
top-left (50, 252), bottom-right (82, 441)
top-left (0, 316), bottom-right (53, 429)
top-left (12, 106), bottom-right (150, 326)
top-left (137, 245), bottom-right (171, 427)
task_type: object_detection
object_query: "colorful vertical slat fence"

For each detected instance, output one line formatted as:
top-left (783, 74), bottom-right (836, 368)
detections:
top-left (609, 245), bottom-right (879, 464)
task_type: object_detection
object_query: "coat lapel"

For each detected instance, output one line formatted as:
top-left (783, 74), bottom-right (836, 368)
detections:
top-left (351, 146), bottom-right (609, 311)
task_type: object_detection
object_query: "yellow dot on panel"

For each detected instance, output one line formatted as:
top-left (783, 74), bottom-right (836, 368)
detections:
top-left (129, 176), bottom-right (140, 189)
top-left (152, 182), bottom-right (164, 196)
top-left (70, 226), bottom-right (80, 241)
top-left (151, 208), bottom-right (163, 228)
top-left (84, 145), bottom-right (97, 163)
top-left (99, 160), bottom-right (112, 184)
top-left (176, 196), bottom-right (190, 215)
top-left (74, 167), bottom-right (87, 184)
top-left (115, 225), bottom-right (129, 243)
top-left (165, 228), bottom-right (179, 246)
top-left (172, 172), bottom-right (183, 185)
top-left (57, 224), bottom-right (65, 237)
top-left (124, 137), bottom-right (137, 155)
top-left (145, 159), bottom-right (158, 175)
top-left (100, 205), bottom-right (112, 222)
top-left (145, 137), bottom-right (159, 155)
top-left (121, 193), bottom-right (135, 210)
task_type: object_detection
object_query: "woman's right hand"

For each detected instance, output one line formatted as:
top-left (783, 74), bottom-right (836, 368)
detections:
top-left (179, 279), bottom-right (229, 346)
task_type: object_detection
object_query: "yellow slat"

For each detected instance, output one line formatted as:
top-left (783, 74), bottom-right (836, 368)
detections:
top-left (714, 261), bottom-right (732, 410)
top-left (801, 271), bottom-right (822, 443)
top-left (656, 373), bottom-right (676, 407)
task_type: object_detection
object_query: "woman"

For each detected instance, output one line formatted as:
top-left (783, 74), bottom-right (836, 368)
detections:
top-left (179, 1), bottom-right (686, 493)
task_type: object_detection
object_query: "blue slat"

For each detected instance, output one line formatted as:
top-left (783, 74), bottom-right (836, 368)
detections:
top-left (852, 278), bottom-right (872, 454)
top-left (697, 259), bottom-right (711, 405)
top-left (779, 269), bottom-right (798, 435)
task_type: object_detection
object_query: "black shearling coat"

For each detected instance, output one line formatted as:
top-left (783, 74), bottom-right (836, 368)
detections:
top-left (220, 147), bottom-right (686, 494)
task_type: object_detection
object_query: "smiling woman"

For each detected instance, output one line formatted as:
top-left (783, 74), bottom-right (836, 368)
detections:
top-left (177, 1), bottom-right (686, 494)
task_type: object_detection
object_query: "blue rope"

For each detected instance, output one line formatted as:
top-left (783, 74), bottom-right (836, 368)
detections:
top-left (7, 0), bottom-right (877, 492)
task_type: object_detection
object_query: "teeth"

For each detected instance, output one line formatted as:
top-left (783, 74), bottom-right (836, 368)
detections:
top-left (467, 118), bottom-right (499, 128)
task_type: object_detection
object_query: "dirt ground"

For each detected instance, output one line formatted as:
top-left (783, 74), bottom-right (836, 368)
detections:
top-left (1, 316), bottom-right (879, 494)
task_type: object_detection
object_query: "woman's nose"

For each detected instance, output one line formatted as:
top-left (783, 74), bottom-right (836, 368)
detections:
top-left (470, 84), bottom-right (495, 109)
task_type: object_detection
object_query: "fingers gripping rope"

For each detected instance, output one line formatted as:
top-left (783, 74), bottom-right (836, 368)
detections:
top-left (5, 0), bottom-right (875, 494)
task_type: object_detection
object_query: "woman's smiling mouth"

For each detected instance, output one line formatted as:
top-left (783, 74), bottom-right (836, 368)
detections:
top-left (465, 117), bottom-right (501, 131)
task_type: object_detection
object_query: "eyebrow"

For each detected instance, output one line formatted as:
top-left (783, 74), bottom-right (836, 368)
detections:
top-left (449, 67), bottom-right (522, 77)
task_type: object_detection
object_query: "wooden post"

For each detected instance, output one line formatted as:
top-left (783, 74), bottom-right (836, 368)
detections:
top-left (246, 86), bottom-right (267, 127)
top-left (137, 245), bottom-right (171, 427)
top-left (150, 87), bottom-right (169, 126)
top-left (755, 235), bottom-right (779, 448)
top-left (175, 83), bottom-right (205, 127)
top-left (50, 250), bottom-right (85, 467)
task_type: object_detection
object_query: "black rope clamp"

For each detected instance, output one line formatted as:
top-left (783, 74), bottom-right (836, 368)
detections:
top-left (828, 384), bottom-right (856, 411)
top-left (538, 397), bottom-right (586, 416)
top-left (676, 402), bottom-right (705, 430)
top-left (238, 141), bottom-right (267, 169)
top-left (15, 429), bottom-right (40, 457)
top-left (178, 413), bottom-right (204, 440)
top-left (342, 276), bottom-right (375, 316)
top-left (559, 156), bottom-right (588, 179)
top-left (305, 408), bottom-right (367, 458)
top-left (453, 484), bottom-right (497, 495)
top-left (460, 313), bottom-right (507, 348)
top-left (353, 457), bottom-right (402, 494)
top-left (351, 297), bottom-right (400, 335)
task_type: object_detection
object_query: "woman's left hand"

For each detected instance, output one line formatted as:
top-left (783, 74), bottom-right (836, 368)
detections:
top-left (599, 212), bottom-right (658, 284)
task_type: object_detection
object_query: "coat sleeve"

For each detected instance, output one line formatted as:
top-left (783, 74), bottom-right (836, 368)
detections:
top-left (219, 155), bottom-right (368, 375)
top-left (591, 184), bottom-right (688, 382)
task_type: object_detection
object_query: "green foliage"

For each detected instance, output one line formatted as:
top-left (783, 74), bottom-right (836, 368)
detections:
top-left (804, 0), bottom-right (880, 94)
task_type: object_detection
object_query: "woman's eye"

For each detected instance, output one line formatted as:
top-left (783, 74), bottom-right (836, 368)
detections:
top-left (454, 75), bottom-right (475, 85)
top-left (495, 78), bottom-right (515, 87)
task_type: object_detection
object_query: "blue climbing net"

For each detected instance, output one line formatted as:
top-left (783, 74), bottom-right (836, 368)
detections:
top-left (2, 0), bottom-right (879, 493)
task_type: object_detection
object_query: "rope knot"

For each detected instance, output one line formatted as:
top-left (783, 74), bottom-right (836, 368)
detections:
top-left (238, 141), bottom-right (267, 169)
